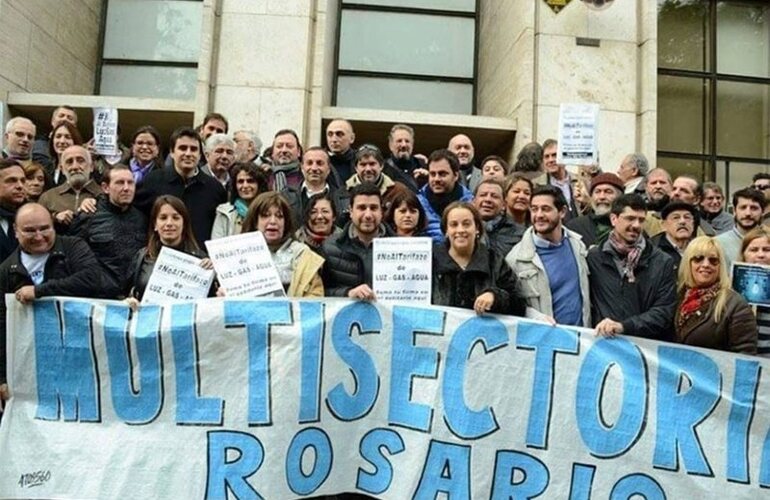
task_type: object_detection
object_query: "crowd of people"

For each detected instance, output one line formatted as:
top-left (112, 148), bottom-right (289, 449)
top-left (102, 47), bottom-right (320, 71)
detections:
top-left (1, 106), bottom-right (769, 410)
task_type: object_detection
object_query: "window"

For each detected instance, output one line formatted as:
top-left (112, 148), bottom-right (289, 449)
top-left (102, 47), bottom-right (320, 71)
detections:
top-left (97, 0), bottom-right (203, 100)
top-left (657, 0), bottom-right (770, 194)
top-left (334, 1), bottom-right (478, 114)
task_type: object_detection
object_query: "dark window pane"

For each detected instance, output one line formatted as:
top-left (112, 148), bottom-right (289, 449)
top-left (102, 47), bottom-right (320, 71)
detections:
top-left (658, 0), bottom-right (710, 71)
top-left (657, 157), bottom-right (707, 183)
top-left (337, 76), bottom-right (473, 114)
top-left (716, 161), bottom-right (770, 197)
top-left (342, 0), bottom-right (475, 12)
top-left (716, 81), bottom-right (770, 158)
top-left (658, 75), bottom-right (710, 155)
top-left (717, 1), bottom-right (770, 78)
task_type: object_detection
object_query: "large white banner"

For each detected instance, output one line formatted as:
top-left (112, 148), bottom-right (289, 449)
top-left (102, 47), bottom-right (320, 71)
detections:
top-left (1, 297), bottom-right (769, 499)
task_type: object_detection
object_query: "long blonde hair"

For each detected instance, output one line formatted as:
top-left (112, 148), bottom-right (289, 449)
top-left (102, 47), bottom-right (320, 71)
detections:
top-left (678, 236), bottom-right (730, 322)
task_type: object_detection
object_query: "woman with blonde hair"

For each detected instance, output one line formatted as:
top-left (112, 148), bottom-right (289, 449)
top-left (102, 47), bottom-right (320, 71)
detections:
top-left (739, 225), bottom-right (770, 357)
top-left (675, 236), bottom-right (757, 354)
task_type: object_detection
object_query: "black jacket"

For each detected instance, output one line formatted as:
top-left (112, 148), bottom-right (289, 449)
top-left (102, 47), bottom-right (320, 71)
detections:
top-left (69, 196), bottom-right (148, 298)
top-left (284, 184), bottom-right (351, 229)
top-left (566, 212), bottom-right (611, 249)
top-left (384, 156), bottom-right (426, 192)
top-left (134, 167), bottom-right (227, 248)
top-left (320, 223), bottom-right (391, 297)
top-left (483, 215), bottom-right (524, 258)
top-left (650, 232), bottom-right (684, 275)
top-left (587, 239), bottom-right (677, 340)
top-left (0, 205), bottom-right (18, 264)
top-left (328, 149), bottom-right (354, 190)
top-left (0, 235), bottom-right (103, 382)
top-left (432, 243), bottom-right (526, 316)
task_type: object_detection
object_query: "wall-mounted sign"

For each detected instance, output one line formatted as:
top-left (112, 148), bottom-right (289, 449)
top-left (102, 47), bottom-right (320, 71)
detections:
top-left (544, 0), bottom-right (573, 14)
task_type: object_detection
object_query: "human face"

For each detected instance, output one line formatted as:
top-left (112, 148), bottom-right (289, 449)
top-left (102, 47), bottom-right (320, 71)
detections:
top-left (481, 160), bottom-right (505, 182)
top-left (201, 118), bottom-right (226, 141)
top-left (233, 132), bottom-right (256, 163)
top-left (388, 129), bottom-right (413, 160)
top-left (235, 170), bottom-right (259, 201)
top-left (301, 150), bottom-right (330, 185)
top-left (308, 199), bottom-right (334, 235)
top-left (172, 136), bottom-right (201, 175)
top-left (591, 184), bottom-right (620, 216)
top-left (645, 170), bottom-right (672, 202)
top-left (754, 178), bottom-right (770, 202)
top-left (734, 197), bottom-right (763, 231)
top-left (60, 146), bottom-right (92, 188)
top-left (543, 144), bottom-right (558, 174)
top-left (24, 170), bottom-right (45, 199)
top-left (671, 177), bottom-right (699, 204)
top-left (104, 169), bottom-right (136, 208)
top-left (700, 189), bottom-right (724, 214)
top-left (428, 159), bottom-right (458, 195)
top-left (271, 133), bottom-right (300, 165)
top-left (350, 194), bottom-right (382, 236)
top-left (5, 120), bottom-right (35, 158)
top-left (132, 132), bottom-right (159, 164)
top-left (326, 120), bottom-right (355, 154)
top-left (530, 194), bottom-right (563, 238)
top-left (52, 107), bottom-right (77, 126)
top-left (617, 155), bottom-right (638, 183)
top-left (610, 207), bottom-right (646, 245)
top-left (154, 204), bottom-right (184, 246)
top-left (445, 207), bottom-right (478, 254)
top-left (206, 143), bottom-right (235, 178)
top-left (0, 166), bottom-right (27, 208)
top-left (258, 204), bottom-right (286, 245)
top-left (506, 180), bottom-right (531, 214)
top-left (448, 135), bottom-right (474, 167)
top-left (51, 125), bottom-right (75, 155)
top-left (473, 183), bottom-right (504, 221)
top-left (690, 251), bottom-right (720, 288)
top-left (743, 236), bottom-right (770, 265)
top-left (393, 201), bottom-right (419, 236)
top-left (662, 210), bottom-right (695, 241)
top-left (355, 155), bottom-right (382, 183)
top-left (15, 206), bottom-right (55, 255)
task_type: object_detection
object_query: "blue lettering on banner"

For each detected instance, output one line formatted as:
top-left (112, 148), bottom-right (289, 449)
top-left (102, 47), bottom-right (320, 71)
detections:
top-left (576, 337), bottom-right (648, 458)
top-left (103, 304), bottom-right (163, 424)
top-left (726, 359), bottom-right (761, 484)
top-left (33, 300), bottom-right (100, 422)
top-left (326, 302), bottom-right (381, 421)
top-left (653, 346), bottom-right (721, 476)
top-left (356, 428), bottom-right (406, 495)
top-left (443, 316), bottom-right (507, 440)
top-left (389, 306), bottom-right (444, 432)
top-left (299, 302), bottom-right (325, 424)
top-left (205, 430), bottom-right (264, 500)
top-left (413, 440), bottom-right (471, 500)
top-left (285, 427), bottom-right (333, 495)
top-left (609, 473), bottom-right (667, 499)
top-left (490, 450), bottom-right (549, 499)
top-left (223, 300), bottom-right (292, 426)
top-left (568, 463), bottom-right (597, 500)
top-left (516, 323), bottom-right (580, 449)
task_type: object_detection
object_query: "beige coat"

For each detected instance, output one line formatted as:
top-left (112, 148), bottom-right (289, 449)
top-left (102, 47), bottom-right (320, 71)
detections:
top-left (285, 240), bottom-right (325, 298)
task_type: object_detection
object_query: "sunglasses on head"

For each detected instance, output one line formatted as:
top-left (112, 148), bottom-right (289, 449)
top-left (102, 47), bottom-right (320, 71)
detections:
top-left (691, 254), bottom-right (720, 265)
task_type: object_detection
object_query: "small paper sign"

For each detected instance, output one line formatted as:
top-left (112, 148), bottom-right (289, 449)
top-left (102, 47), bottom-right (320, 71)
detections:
top-left (142, 247), bottom-right (214, 304)
top-left (92, 107), bottom-right (119, 156)
top-left (732, 262), bottom-right (770, 307)
top-left (373, 237), bottom-right (432, 304)
top-left (205, 232), bottom-right (285, 297)
top-left (557, 103), bottom-right (599, 166)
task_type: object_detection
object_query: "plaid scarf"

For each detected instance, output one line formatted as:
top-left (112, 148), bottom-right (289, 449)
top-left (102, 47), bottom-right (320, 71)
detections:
top-left (677, 283), bottom-right (721, 330)
top-left (608, 231), bottom-right (644, 282)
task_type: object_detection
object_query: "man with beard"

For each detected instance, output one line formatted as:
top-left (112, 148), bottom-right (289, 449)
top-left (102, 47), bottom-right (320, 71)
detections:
top-left (506, 185), bottom-right (590, 327)
top-left (473, 179), bottom-right (523, 257)
top-left (384, 123), bottom-right (427, 192)
top-left (201, 134), bottom-right (236, 190)
top-left (0, 159), bottom-right (27, 262)
top-left (566, 172), bottom-right (624, 248)
top-left (268, 129), bottom-right (303, 191)
top-left (233, 129), bottom-right (263, 166)
top-left (448, 133), bottom-right (481, 192)
top-left (699, 182), bottom-right (733, 234)
top-left (38, 145), bottom-right (101, 227)
top-left (644, 167), bottom-right (672, 211)
top-left (326, 118), bottom-right (356, 187)
top-left (588, 194), bottom-right (676, 340)
top-left (716, 187), bottom-right (767, 269)
top-left (417, 149), bottom-right (474, 243)
top-left (651, 201), bottom-right (697, 274)
top-left (542, 139), bottom-right (577, 222)
top-left (752, 173), bottom-right (770, 223)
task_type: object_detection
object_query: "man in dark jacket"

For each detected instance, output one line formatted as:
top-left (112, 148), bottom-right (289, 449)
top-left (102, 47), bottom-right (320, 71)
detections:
top-left (473, 179), bottom-right (523, 257)
top-left (0, 203), bottom-right (103, 407)
top-left (588, 194), bottom-right (676, 340)
top-left (70, 164), bottom-right (147, 298)
top-left (650, 201), bottom-right (697, 274)
top-left (384, 124), bottom-right (427, 192)
top-left (566, 172), bottom-right (624, 248)
top-left (0, 159), bottom-right (27, 263)
top-left (326, 118), bottom-right (356, 188)
top-left (321, 183), bottom-right (390, 299)
top-left (135, 127), bottom-right (226, 247)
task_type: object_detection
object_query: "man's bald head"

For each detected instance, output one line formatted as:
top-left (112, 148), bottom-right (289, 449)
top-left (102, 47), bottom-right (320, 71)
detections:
top-left (448, 134), bottom-right (474, 167)
top-left (16, 203), bottom-right (53, 225)
top-left (15, 203), bottom-right (56, 255)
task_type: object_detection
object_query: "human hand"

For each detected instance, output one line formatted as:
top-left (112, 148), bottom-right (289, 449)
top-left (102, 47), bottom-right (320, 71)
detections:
top-left (15, 286), bottom-right (36, 304)
top-left (348, 284), bottom-right (376, 301)
top-left (595, 318), bottom-right (624, 337)
top-left (200, 258), bottom-right (214, 270)
top-left (474, 291), bottom-right (495, 315)
top-left (124, 297), bottom-right (140, 311)
top-left (55, 210), bottom-right (74, 225)
top-left (79, 198), bottom-right (97, 214)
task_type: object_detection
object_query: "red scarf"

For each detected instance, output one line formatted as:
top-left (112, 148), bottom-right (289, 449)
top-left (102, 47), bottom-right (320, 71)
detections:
top-left (677, 283), bottom-right (721, 329)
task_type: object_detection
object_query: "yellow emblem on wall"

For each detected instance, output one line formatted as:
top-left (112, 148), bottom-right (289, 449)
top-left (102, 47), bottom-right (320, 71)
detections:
top-left (544, 0), bottom-right (573, 14)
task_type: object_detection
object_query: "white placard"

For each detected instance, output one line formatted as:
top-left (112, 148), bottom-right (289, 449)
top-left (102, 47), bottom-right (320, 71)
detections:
top-left (373, 237), bottom-right (432, 304)
top-left (141, 247), bottom-right (215, 304)
top-left (557, 103), bottom-right (599, 166)
top-left (92, 107), bottom-right (119, 156)
top-left (205, 231), bottom-right (285, 297)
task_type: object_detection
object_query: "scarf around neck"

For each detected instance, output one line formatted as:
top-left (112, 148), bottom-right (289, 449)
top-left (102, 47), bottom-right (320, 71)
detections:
top-left (607, 231), bottom-right (645, 282)
top-left (677, 282), bottom-right (721, 330)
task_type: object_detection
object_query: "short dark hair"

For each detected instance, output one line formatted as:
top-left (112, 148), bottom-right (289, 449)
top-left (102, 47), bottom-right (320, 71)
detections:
top-left (131, 125), bottom-right (161, 147)
top-left (272, 129), bottom-right (303, 157)
top-left (229, 162), bottom-right (269, 199)
top-left (101, 163), bottom-right (132, 184)
top-left (752, 173), bottom-right (770, 183)
top-left (169, 126), bottom-right (202, 151)
top-left (480, 155), bottom-right (510, 175)
top-left (303, 146), bottom-right (328, 159)
top-left (611, 193), bottom-right (648, 215)
top-left (542, 138), bottom-right (558, 151)
top-left (147, 195), bottom-right (200, 259)
top-left (349, 182), bottom-right (382, 207)
top-left (0, 158), bottom-right (22, 171)
top-left (531, 185), bottom-right (567, 211)
top-left (428, 149), bottom-right (460, 173)
top-left (474, 178), bottom-right (505, 197)
top-left (513, 142), bottom-right (544, 173)
top-left (202, 112), bottom-right (229, 133)
top-left (355, 144), bottom-right (384, 166)
top-left (384, 189), bottom-right (426, 233)
top-left (732, 187), bottom-right (767, 210)
top-left (242, 191), bottom-right (295, 244)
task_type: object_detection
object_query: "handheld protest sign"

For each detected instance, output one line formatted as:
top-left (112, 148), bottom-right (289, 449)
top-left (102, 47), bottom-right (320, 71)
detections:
top-left (557, 103), bottom-right (599, 166)
top-left (373, 236), bottom-right (432, 305)
top-left (92, 107), bottom-right (119, 156)
top-left (142, 247), bottom-right (215, 304)
top-left (732, 262), bottom-right (770, 307)
top-left (205, 231), bottom-right (285, 297)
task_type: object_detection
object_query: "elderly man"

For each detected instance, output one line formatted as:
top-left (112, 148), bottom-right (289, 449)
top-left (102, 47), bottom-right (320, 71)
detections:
top-left (617, 153), bottom-right (649, 195)
top-left (643, 167), bottom-right (672, 212)
top-left (201, 133), bottom-right (236, 189)
top-left (2, 117), bottom-right (36, 162)
top-left (384, 124), bottom-right (427, 192)
top-left (233, 129), bottom-right (263, 165)
top-left (38, 145), bottom-right (101, 226)
top-left (0, 159), bottom-right (27, 262)
top-left (651, 201), bottom-right (697, 274)
top-left (0, 203), bottom-right (103, 407)
top-left (566, 172), bottom-right (624, 248)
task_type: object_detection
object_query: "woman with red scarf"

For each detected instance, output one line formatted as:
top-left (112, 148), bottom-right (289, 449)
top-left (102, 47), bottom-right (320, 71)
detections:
top-left (675, 236), bottom-right (757, 354)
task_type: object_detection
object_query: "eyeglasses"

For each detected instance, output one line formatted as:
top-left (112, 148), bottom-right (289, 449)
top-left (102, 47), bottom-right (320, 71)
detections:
top-left (691, 254), bottom-right (720, 266)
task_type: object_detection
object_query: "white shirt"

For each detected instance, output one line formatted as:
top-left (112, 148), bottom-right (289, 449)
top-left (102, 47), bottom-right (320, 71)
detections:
top-left (20, 251), bottom-right (50, 286)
